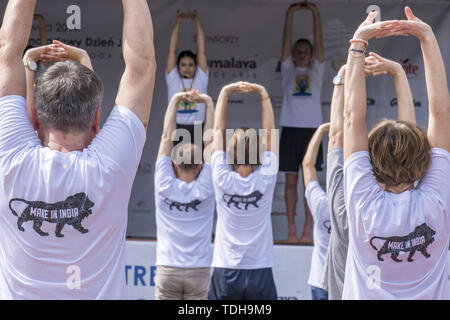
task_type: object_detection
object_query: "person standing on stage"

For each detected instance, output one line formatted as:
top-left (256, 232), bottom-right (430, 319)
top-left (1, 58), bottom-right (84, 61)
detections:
top-left (0, 0), bottom-right (155, 299)
top-left (166, 9), bottom-right (208, 148)
top-left (154, 90), bottom-right (215, 300)
top-left (280, 1), bottom-right (325, 243)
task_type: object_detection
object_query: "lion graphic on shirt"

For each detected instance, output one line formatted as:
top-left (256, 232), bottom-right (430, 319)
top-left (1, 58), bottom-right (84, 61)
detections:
top-left (163, 198), bottom-right (201, 212)
top-left (222, 191), bottom-right (263, 210)
top-left (369, 223), bottom-right (436, 262)
top-left (9, 192), bottom-right (95, 238)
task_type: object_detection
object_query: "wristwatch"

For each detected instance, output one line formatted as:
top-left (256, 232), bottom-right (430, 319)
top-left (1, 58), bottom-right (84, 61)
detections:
top-left (24, 60), bottom-right (38, 72)
top-left (333, 75), bottom-right (344, 86)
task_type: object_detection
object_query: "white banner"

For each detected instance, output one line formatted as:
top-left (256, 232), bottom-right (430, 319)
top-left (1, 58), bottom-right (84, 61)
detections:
top-left (125, 240), bottom-right (450, 300)
top-left (1, 0), bottom-right (449, 239)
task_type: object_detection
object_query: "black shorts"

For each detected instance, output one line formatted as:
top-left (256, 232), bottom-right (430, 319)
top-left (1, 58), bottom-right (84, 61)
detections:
top-left (208, 267), bottom-right (278, 300)
top-left (279, 127), bottom-right (323, 173)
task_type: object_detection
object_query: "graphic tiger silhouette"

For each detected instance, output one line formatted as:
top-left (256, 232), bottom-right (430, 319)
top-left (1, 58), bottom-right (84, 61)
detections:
top-left (369, 223), bottom-right (436, 262)
top-left (164, 198), bottom-right (201, 212)
top-left (222, 191), bottom-right (263, 210)
top-left (9, 192), bottom-right (95, 238)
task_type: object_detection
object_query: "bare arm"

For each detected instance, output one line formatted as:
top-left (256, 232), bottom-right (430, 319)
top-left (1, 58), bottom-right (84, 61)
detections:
top-left (302, 123), bottom-right (330, 186)
top-left (364, 52), bottom-right (415, 123)
top-left (248, 83), bottom-right (276, 153)
top-left (115, 0), bottom-right (156, 129)
top-left (167, 12), bottom-right (182, 74)
top-left (194, 12), bottom-right (208, 73)
top-left (157, 92), bottom-right (186, 159)
top-left (343, 12), bottom-right (404, 161)
top-left (281, 5), bottom-right (296, 62)
top-left (328, 66), bottom-right (345, 151)
top-left (308, 3), bottom-right (325, 63)
top-left (202, 94), bottom-right (214, 148)
top-left (0, 0), bottom-right (37, 98)
top-left (400, 7), bottom-right (450, 151)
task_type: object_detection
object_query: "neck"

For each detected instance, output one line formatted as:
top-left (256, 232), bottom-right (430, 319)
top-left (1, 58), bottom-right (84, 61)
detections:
top-left (40, 130), bottom-right (91, 153)
top-left (382, 183), bottom-right (414, 194)
top-left (234, 165), bottom-right (253, 178)
top-left (175, 170), bottom-right (198, 183)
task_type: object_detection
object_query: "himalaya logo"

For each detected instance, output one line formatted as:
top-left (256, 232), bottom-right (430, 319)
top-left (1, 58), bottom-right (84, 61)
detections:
top-left (208, 57), bottom-right (257, 69)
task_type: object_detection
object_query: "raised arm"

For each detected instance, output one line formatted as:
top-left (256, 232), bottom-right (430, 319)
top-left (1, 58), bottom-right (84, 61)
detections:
top-left (400, 7), bottom-right (450, 151)
top-left (302, 123), bottom-right (330, 186)
top-left (307, 3), bottom-right (325, 63)
top-left (166, 11), bottom-right (182, 74)
top-left (0, 0), bottom-right (37, 98)
top-left (364, 52), bottom-right (415, 123)
top-left (115, 0), bottom-right (156, 129)
top-left (329, 66), bottom-right (345, 151)
top-left (245, 83), bottom-right (276, 153)
top-left (343, 12), bottom-right (404, 161)
top-left (282, 3), bottom-right (306, 61)
top-left (157, 92), bottom-right (186, 159)
top-left (193, 11), bottom-right (207, 73)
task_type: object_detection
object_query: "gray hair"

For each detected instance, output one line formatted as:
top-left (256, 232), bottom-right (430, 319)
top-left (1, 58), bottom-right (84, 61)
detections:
top-left (34, 61), bottom-right (104, 133)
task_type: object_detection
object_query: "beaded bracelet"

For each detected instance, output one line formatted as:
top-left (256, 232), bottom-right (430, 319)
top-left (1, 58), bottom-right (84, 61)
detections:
top-left (348, 48), bottom-right (365, 57)
top-left (349, 38), bottom-right (369, 47)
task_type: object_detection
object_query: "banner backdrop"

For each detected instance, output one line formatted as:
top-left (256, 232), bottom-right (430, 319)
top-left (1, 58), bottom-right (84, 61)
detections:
top-left (125, 240), bottom-right (450, 300)
top-left (0, 0), bottom-right (449, 239)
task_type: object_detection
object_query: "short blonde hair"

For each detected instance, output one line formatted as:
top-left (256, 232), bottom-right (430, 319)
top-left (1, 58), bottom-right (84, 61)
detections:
top-left (368, 119), bottom-right (431, 187)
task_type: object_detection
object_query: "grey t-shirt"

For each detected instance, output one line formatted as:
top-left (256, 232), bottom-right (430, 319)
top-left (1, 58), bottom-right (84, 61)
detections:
top-left (323, 147), bottom-right (349, 300)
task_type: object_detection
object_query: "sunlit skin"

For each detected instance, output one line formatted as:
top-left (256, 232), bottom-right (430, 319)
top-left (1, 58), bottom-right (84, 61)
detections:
top-left (293, 42), bottom-right (313, 68)
top-left (178, 56), bottom-right (196, 79)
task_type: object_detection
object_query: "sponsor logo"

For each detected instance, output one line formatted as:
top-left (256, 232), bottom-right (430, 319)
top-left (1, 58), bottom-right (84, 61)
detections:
top-left (390, 98), bottom-right (422, 107)
top-left (208, 57), bottom-right (257, 70)
top-left (399, 58), bottom-right (419, 79)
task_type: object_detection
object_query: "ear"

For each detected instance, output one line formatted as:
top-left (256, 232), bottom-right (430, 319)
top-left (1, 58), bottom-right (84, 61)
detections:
top-left (91, 106), bottom-right (101, 135)
top-left (31, 103), bottom-right (39, 131)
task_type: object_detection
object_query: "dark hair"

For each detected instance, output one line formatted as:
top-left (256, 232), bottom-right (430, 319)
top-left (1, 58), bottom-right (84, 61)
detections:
top-left (293, 38), bottom-right (313, 54)
top-left (177, 50), bottom-right (197, 67)
top-left (34, 61), bottom-right (104, 133)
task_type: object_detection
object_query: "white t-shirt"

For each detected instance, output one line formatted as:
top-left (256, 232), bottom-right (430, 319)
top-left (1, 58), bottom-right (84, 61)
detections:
top-left (279, 57), bottom-right (325, 128)
top-left (166, 67), bottom-right (209, 125)
top-left (154, 156), bottom-right (215, 268)
top-left (305, 181), bottom-right (331, 290)
top-left (0, 95), bottom-right (146, 299)
top-left (342, 149), bottom-right (450, 300)
top-left (211, 150), bottom-right (278, 269)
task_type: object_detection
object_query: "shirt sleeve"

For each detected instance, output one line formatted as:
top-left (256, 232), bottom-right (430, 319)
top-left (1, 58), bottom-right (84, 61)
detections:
top-left (0, 95), bottom-right (41, 156)
top-left (418, 148), bottom-right (450, 205)
top-left (343, 151), bottom-right (381, 218)
top-left (154, 156), bottom-right (175, 195)
top-left (259, 151), bottom-right (279, 182)
top-left (196, 163), bottom-right (215, 198)
top-left (281, 57), bottom-right (295, 77)
top-left (195, 67), bottom-right (209, 81)
top-left (211, 150), bottom-right (234, 190)
top-left (165, 68), bottom-right (179, 84)
top-left (305, 180), bottom-right (328, 222)
top-left (89, 105), bottom-right (146, 174)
